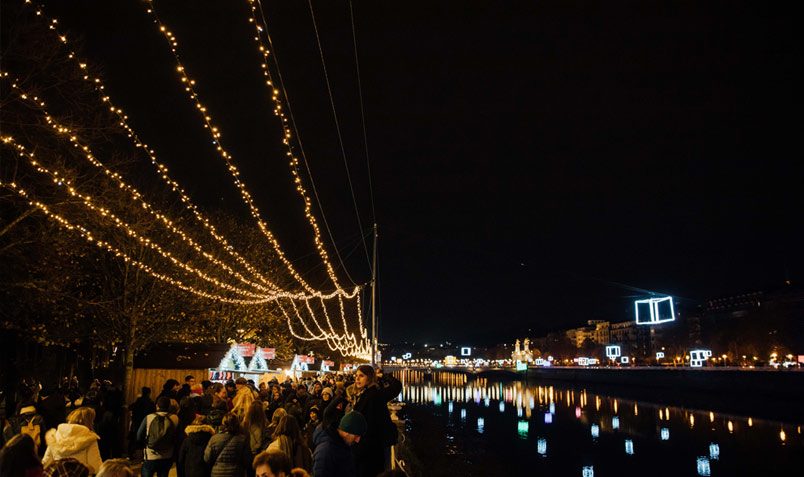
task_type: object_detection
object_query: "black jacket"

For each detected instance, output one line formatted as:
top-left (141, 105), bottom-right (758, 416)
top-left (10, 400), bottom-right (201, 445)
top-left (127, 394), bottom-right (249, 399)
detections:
top-left (352, 374), bottom-right (402, 477)
top-left (179, 424), bottom-right (215, 477)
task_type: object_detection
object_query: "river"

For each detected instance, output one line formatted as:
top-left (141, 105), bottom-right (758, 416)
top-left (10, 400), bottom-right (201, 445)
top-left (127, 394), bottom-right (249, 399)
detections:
top-left (393, 370), bottom-right (803, 476)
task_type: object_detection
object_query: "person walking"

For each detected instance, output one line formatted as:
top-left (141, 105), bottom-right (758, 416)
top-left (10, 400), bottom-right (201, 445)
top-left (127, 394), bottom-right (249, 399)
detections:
top-left (3, 400), bottom-right (47, 456)
top-left (0, 434), bottom-right (44, 477)
top-left (137, 396), bottom-right (178, 477)
top-left (266, 415), bottom-right (311, 472)
top-left (178, 416), bottom-right (215, 477)
top-left (351, 367), bottom-right (401, 477)
top-left (42, 407), bottom-right (103, 474)
top-left (203, 413), bottom-right (251, 477)
top-left (243, 401), bottom-right (270, 458)
top-left (128, 387), bottom-right (155, 456)
top-left (311, 412), bottom-right (367, 477)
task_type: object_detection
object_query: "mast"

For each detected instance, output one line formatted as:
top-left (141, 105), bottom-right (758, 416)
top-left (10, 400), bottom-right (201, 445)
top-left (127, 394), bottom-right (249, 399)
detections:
top-left (371, 223), bottom-right (378, 366)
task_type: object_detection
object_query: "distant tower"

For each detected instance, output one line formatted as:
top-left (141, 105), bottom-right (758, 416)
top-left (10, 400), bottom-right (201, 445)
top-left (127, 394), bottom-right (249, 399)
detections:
top-left (524, 338), bottom-right (530, 352)
top-left (515, 339), bottom-right (521, 355)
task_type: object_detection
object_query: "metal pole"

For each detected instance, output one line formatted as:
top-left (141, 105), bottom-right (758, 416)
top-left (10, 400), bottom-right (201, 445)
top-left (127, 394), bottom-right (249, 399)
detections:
top-left (371, 223), bottom-right (378, 366)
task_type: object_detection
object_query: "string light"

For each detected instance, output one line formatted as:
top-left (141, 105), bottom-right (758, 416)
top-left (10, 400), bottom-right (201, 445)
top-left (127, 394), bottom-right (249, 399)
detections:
top-left (12, 1), bottom-right (371, 356)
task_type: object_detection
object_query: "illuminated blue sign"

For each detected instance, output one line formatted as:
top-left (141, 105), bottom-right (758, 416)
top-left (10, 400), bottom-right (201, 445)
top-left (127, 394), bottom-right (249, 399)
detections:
top-left (612, 416), bottom-right (620, 429)
top-left (477, 417), bottom-right (485, 433)
top-left (697, 457), bottom-right (710, 476)
top-left (591, 424), bottom-right (600, 438)
top-left (690, 349), bottom-right (712, 367)
top-left (544, 412), bottom-right (552, 424)
top-left (625, 439), bottom-right (634, 455)
top-left (709, 443), bottom-right (719, 461)
top-left (537, 438), bottom-right (547, 456)
top-left (402, 353), bottom-right (412, 359)
top-left (582, 466), bottom-right (594, 477)
top-left (606, 345), bottom-right (621, 359)
top-left (661, 428), bottom-right (670, 440)
top-left (656, 352), bottom-right (665, 359)
top-left (621, 357), bottom-right (630, 364)
top-left (516, 361), bottom-right (528, 371)
top-left (461, 347), bottom-right (471, 356)
top-left (635, 296), bottom-right (675, 325)
top-left (517, 420), bottom-right (529, 438)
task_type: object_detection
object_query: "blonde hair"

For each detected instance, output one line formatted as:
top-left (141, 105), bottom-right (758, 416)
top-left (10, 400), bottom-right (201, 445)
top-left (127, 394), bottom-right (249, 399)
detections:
top-left (67, 407), bottom-right (96, 431)
top-left (96, 459), bottom-right (134, 477)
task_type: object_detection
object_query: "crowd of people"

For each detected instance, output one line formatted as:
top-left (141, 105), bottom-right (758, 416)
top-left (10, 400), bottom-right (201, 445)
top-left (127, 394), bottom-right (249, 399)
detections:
top-left (0, 365), bottom-right (405, 477)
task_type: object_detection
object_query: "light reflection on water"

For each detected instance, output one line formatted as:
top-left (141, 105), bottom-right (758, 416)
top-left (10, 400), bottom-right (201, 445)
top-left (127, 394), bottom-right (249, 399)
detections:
top-left (396, 370), bottom-right (803, 476)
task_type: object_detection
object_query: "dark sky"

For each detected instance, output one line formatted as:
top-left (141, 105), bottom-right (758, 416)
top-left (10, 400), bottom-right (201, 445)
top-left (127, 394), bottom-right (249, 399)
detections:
top-left (41, 0), bottom-right (802, 345)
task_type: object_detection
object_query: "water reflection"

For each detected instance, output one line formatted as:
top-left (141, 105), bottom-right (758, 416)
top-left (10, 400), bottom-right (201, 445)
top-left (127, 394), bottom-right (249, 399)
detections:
top-left (395, 370), bottom-right (803, 476)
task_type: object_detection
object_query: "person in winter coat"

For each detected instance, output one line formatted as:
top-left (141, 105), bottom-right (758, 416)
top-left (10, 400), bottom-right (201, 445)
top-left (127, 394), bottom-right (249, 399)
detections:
top-left (266, 415), bottom-right (311, 473)
top-left (128, 387), bottom-right (156, 456)
top-left (312, 412), bottom-right (367, 477)
top-left (265, 408), bottom-right (286, 443)
top-left (137, 396), bottom-right (179, 477)
top-left (242, 401), bottom-right (269, 458)
top-left (3, 401), bottom-right (47, 456)
top-left (0, 433), bottom-right (44, 477)
top-left (352, 366), bottom-right (402, 477)
top-left (156, 380), bottom-right (180, 403)
top-left (231, 380), bottom-right (255, 423)
top-left (178, 416), bottom-right (215, 477)
top-left (42, 407), bottom-right (103, 474)
top-left (303, 407), bottom-right (320, 450)
top-left (203, 413), bottom-right (251, 477)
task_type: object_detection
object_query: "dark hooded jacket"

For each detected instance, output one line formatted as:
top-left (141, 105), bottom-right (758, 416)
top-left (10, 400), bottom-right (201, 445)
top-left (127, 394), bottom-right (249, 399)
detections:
top-left (312, 428), bottom-right (356, 477)
top-left (179, 424), bottom-right (215, 477)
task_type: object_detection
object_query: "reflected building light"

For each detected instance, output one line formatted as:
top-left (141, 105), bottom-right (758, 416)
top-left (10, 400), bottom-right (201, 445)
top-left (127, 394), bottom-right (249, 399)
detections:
top-left (485, 397), bottom-right (490, 407)
top-left (530, 397), bottom-right (535, 409)
top-left (477, 417), bottom-right (484, 433)
top-left (612, 416), bottom-right (620, 429)
top-left (634, 404), bottom-right (638, 416)
top-left (625, 439), bottom-right (634, 455)
top-left (728, 421), bottom-right (734, 433)
top-left (545, 412), bottom-right (553, 424)
top-left (550, 402), bottom-right (556, 415)
top-left (517, 420), bottom-right (529, 439)
top-left (659, 409), bottom-right (663, 420)
top-left (780, 429), bottom-right (786, 442)
top-left (448, 402), bottom-right (453, 413)
top-left (518, 407), bottom-right (523, 417)
top-left (614, 400), bottom-right (618, 414)
top-left (576, 406), bottom-right (582, 419)
top-left (596, 396), bottom-right (601, 411)
top-left (697, 457), bottom-right (711, 476)
top-left (460, 409), bottom-right (466, 421)
top-left (661, 428), bottom-right (670, 440)
top-left (537, 438), bottom-right (547, 456)
top-left (748, 417), bottom-right (753, 427)
top-left (582, 466), bottom-right (594, 477)
top-left (709, 443), bottom-right (719, 460)
top-left (690, 414), bottom-right (695, 427)
top-left (591, 424), bottom-right (600, 438)
top-left (709, 412), bottom-right (714, 423)
top-left (499, 401), bottom-right (505, 413)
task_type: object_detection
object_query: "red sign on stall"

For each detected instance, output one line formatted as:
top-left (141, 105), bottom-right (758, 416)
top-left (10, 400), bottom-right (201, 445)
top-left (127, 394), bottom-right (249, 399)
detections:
top-left (323, 360), bottom-right (335, 367)
top-left (236, 343), bottom-right (256, 357)
top-left (298, 355), bottom-right (315, 365)
top-left (261, 348), bottom-right (276, 360)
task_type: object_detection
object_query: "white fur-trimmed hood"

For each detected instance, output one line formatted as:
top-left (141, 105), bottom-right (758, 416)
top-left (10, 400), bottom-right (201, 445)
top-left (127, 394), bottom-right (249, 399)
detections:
top-left (45, 423), bottom-right (99, 453)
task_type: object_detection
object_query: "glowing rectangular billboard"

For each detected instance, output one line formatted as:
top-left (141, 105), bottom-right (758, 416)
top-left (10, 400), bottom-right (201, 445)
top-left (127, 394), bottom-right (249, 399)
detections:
top-left (635, 296), bottom-right (675, 325)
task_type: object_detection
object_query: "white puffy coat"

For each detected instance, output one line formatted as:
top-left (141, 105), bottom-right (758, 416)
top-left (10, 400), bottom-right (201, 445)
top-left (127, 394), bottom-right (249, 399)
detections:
top-left (42, 423), bottom-right (103, 474)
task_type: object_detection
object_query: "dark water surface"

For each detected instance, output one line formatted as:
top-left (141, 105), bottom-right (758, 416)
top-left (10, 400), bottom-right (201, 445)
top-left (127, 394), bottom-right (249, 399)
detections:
top-left (394, 370), bottom-right (803, 476)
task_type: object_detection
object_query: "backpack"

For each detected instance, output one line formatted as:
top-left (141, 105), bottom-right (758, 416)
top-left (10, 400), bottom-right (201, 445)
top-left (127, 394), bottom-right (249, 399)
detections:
top-left (147, 414), bottom-right (176, 452)
top-left (20, 416), bottom-right (41, 449)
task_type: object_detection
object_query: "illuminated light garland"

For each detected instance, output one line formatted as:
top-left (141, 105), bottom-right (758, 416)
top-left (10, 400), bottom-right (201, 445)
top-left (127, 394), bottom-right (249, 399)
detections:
top-left (0, 180), bottom-right (277, 305)
top-left (14, 1), bottom-right (371, 356)
top-left (2, 138), bottom-right (275, 300)
top-left (143, 0), bottom-right (349, 296)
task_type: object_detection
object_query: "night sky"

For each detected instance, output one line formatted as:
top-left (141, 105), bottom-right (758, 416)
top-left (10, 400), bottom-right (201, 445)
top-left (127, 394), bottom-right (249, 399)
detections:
top-left (38, 0), bottom-right (802, 345)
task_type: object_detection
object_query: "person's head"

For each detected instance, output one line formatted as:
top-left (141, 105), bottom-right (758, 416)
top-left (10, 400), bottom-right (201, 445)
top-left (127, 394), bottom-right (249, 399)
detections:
top-left (201, 380), bottom-right (212, 392)
top-left (337, 411), bottom-right (367, 446)
top-left (191, 415), bottom-right (209, 426)
top-left (0, 434), bottom-right (40, 475)
top-left (162, 379), bottom-right (179, 393)
top-left (259, 382), bottom-right (267, 390)
top-left (243, 401), bottom-right (267, 430)
top-left (66, 407), bottom-right (96, 431)
top-left (220, 412), bottom-right (242, 435)
top-left (141, 387), bottom-right (151, 398)
top-left (270, 407), bottom-right (287, 425)
top-left (272, 415), bottom-right (302, 442)
top-left (185, 375), bottom-right (196, 386)
top-left (321, 387), bottom-right (333, 401)
top-left (43, 458), bottom-right (90, 477)
top-left (96, 458), bottom-right (134, 477)
top-left (235, 377), bottom-right (248, 389)
top-left (296, 387), bottom-right (307, 398)
top-left (308, 407), bottom-right (320, 422)
top-left (354, 365), bottom-right (377, 390)
top-left (290, 469), bottom-right (310, 477)
top-left (271, 387), bottom-right (281, 399)
top-left (226, 380), bottom-right (236, 394)
top-left (156, 396), bottom-right (171, 411)
top-left (253, 450), bottom-right (291, 477)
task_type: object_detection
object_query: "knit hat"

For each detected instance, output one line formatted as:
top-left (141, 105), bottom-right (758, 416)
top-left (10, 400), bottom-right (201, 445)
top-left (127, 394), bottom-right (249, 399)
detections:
top-left (322, 387), bottom-right (333, 396)
top-left (338, 411), bottom-right (367, 436)
top-left (44, 458), bottom-right (90, 477)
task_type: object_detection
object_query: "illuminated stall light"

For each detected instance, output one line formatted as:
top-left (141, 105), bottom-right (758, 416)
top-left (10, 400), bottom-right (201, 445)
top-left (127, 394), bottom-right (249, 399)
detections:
top-left (582, 466), bottom-right (594, 477)
top-left (625, 439), bottom-right (634, 455)
top-left (612, 416), bottom-right (620, 429)
top-left (709, 443), bottom-right (719, 460)
top-left (661, 428), bottom-right (670, 440)
top-left (517, 420), bottom-right (529, 439)
top-left (591, 424), bottom-right (600, 438)
top-left (635, 296), bottom-right (675, 325)
top-left (537, 438), bottom-right (547, 456)
top-left (696, 457), bottom-right (711, 476)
